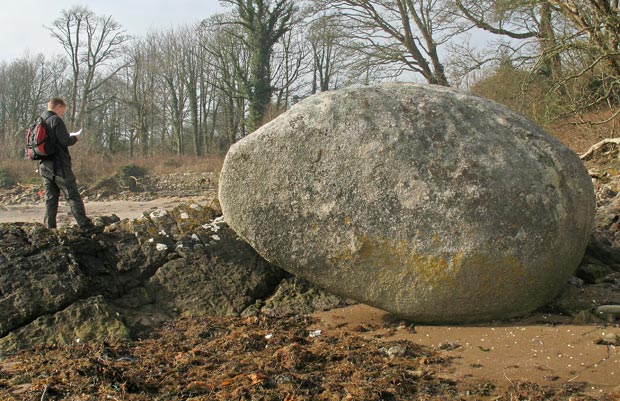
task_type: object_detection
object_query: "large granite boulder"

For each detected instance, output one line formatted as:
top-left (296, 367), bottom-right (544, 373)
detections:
top-left (219, 83), bottom-right (596, 323)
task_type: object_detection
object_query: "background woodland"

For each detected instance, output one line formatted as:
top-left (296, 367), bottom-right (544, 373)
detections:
top-left (1, 0), bottom-right (619, 165)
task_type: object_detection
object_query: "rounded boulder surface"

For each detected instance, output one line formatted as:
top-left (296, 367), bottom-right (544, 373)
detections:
top-left (219, 83), bottom-right (595, 323)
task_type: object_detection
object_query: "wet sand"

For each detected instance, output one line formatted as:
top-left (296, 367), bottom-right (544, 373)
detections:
top-left (312, 304), bottom-right (620, 396)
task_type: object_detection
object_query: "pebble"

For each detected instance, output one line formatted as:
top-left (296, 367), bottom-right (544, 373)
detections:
top-left (596, 305), bottom-right (620, 315)
top-left (386, 345), bottom-right (407, 358)
top-left (308, 330), bottom-right (322, 338)
top-left (150, 209), bottom-right (168, 219)
top-left (156, 243), bottom-right (168, 252)
top-left (568, 276), bottom-right (584, 287)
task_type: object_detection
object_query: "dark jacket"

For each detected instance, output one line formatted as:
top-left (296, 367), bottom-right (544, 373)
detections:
top-left (38, 110), bottom-right (78, 181)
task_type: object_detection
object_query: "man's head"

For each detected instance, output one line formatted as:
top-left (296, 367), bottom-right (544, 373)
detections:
top-left (47, 97), bottom-right (67, 117)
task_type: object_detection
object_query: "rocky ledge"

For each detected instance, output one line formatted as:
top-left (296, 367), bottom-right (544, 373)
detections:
top-left (1, 190), bottom-right (620, 354)
top-left (0, 202), bottom-right (351, 354)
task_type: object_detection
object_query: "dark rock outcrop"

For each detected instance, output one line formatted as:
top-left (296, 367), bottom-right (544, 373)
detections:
top-left (0, 203), bottom-right (293, 354)
top-left (0, 223), bottom-right (89, 338)
top-left (1, 296), bottom-right (130, 351)
top-left (254, 277), bottom-right (356, 318)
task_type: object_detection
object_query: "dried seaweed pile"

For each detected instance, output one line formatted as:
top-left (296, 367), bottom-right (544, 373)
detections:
top-left (0, 315), bottom-right (614, 401)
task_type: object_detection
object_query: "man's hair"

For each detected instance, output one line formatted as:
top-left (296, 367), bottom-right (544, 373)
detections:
top-left (48, 97), bottom-right (67, 110)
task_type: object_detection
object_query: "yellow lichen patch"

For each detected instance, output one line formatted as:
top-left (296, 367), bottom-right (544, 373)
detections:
top-left (333, 236), bottom-right (462, 288)
top-left (462, 253), bottom-right (526, 277)
top-left (333, 235), bottom-right (527, 291)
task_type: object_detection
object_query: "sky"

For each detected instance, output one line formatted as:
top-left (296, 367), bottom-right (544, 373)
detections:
top-left (0, 0), bottom-right (227, 62)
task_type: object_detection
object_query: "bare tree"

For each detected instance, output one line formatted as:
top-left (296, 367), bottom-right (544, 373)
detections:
top-left (548, 0), bottom-right (620, 116)
top-left (549, 0), bottom-right (620, 76)
top-left (307, 13), bottom-right (350, 93)
top-left (272, 12), bottom-right (308, 111)
top-left (157, 29), bottom-right (189, 154)
top-left (201, 13), bottom-right (251, 147)
top-left (0, 54), bottom-right (65, 159)
top-left (88, 75), bottom-right (125, 153)
top-left (122, 36), bottom-right (163, 157)
top-left (48, 6), bottom-right (129, 128)
top-left (195, 25), bottom-right (221, 154)
top-left (178, 25), bottom-right (205, 156)
top-left (318, 0), bottom-right (466, 86)
top-left (455, 0), bottom-right (563, 80)
top-left (457, 0), bottom-right (620, 127)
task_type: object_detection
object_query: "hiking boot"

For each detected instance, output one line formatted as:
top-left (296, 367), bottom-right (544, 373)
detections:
top-left (80, 224), bottom-right (104, 235)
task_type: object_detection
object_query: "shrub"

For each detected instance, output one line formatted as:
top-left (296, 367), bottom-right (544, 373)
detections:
top-left (114, 164), bottom-right (148, 192)
top-left (163, 158), bottom-right (182, 168)
top-left (116, 164), bottom-right (147, 179)
top-left (471, 63), bottom-right (556, 124)
top-left (0, 169), bottom-right (17, 189)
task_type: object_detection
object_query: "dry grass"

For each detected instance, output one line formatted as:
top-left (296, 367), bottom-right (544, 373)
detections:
top-left (546, 109), bottom-right (620, 154)
top-left (0, 153), bottom-right (225, 188)
top-left (72, 152), bottom-right (225, 184)
top-left (0, 159), bottom-right (39, 186)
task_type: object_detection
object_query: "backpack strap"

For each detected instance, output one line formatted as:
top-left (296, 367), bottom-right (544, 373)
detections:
top-left (41, 114), bottom-right (55, 140)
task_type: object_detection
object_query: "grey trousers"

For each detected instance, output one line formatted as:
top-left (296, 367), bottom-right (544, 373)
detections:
top-left (43, 175), bottom-right (91, 229)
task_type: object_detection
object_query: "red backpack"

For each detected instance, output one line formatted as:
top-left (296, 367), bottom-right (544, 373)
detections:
top-left (25, 116), bottom-right (55, 160)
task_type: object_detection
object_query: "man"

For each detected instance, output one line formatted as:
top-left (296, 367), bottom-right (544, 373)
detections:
top-left (39, 97), bottom-right (100, 234)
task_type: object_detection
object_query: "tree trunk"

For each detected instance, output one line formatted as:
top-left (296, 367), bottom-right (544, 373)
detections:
top-left (539, 3), bottom-right (562, 80)
top-left (247, 40), bottom-right (272, 132)
top-left (189, 79), bottom-right (202, 156)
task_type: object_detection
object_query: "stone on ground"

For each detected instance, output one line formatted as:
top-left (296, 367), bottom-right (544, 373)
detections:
top-left (219, 83), bottom-right (596, 323)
